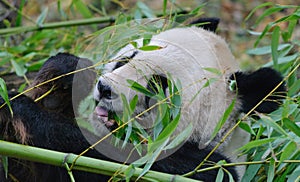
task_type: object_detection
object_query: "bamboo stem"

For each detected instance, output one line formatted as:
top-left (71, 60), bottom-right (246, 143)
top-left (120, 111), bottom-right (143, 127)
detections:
top-left (0, 140), bottom-right (199, 182)
top-left (0, 16), bottom-right (115, 35)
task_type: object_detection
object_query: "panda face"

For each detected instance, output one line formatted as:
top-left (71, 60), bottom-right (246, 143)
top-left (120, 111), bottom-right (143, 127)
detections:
top-left (92, 27), bottom-right (242, 148)
top-left (90, 26), bottom-right (285, 180)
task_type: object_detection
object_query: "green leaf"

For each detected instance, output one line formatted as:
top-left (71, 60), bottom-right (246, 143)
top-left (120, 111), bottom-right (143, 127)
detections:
top-left (271, 26), bottom-right (280, 69)
top-left (36, 7), bottom-right (48, 26)
top-left (130, 41), bottom-right (138, 49)
top-left (11, 60), bottom-right (27, 76)
top-left (284, 19), bottom-right (297, 41)
top-left (0, 78), bottom-right (13, 115)
top-left (280, 141), bottom-right (297, 163)
top-left (162, 0), bottom-right (167, 16)
top-left (255, 6), bottom-right (283, 26)
top-left (267, 158), bottom-right (275, 182)
top-left (124, 165), bottom-right (135, 182)
top-left (129, 95), bottom-right (138, 112)
top-left (241, 151), bottom-right (264, 181)
top-left (149, 114), bottom-right (180, 153)
top-left (258, 114), bottom-right (289, 137)
top-left (283, 118), bottom-right (300, 137)
top-left (136, 2), bottom-right (155, 18)
top-left (245, 2), bottom-right (273, 22)
top-left (164, 123), bottom-right (193, 150)
top-left (209, 99), bottom-right (236, 142)
top-left (120, 94), bottom-right (133, 148)
top-left (127, 80), bottom-right (155, 98)
top-left (287, 165), bottom-right (300, 182)
top-left (238, 138), bottom-right (276, 151)
top-left (216, 168), bottom-right (224, 182)
top-left (189, 4), bottom-right (205, 15)
top-left (288, 79), bottom-right (300, 96)
top-left (73, 0), bottom-right (93, 18)
top-left (247, 44), bottom-right (290, 55)
top-left (239, 121), bottom-right (255, 135)
top-left (142, 34), bottom-right (152, 46)
top-left (254, 23), bottom-right (274, 47)
top-left (138, 45), bottom-right (163, 51)
top-left (1, 156), bottom-right (8, 179)
top-left (16, 0), bottom-right (26, 26)
top-left (203, 67), bottom-right (222, 76)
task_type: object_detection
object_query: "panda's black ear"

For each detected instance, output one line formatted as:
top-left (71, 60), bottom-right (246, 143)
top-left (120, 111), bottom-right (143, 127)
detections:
top-left (230, 68), bottom-right (286, 114)
top-left (189, 17), bottom-right (220, 32)
top-left (145, 75), bottom-right (169, 108)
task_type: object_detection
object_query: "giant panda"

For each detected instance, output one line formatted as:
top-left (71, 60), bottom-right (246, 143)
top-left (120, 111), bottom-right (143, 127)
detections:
top-left (0, 53), bottom-right (237, 181)
top-left (92, 26), bottom-right (286, 181)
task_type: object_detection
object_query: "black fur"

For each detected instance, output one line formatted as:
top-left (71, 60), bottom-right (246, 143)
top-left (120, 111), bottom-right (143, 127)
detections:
top-left (189, 17), bottom-right (220, 32)
top-left (0, 93), bottom-right (111, 182)
top-left (26, 53), bottom-right (95, 120)
top-left (113, 51), bottom-right (138, 71)
top-left (231, 67), bottom-right (286, 114)
top-left (153, 142), bottom-right (238, 182)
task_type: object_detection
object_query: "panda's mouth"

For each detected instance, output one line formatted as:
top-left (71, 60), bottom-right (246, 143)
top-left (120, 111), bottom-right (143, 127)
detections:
top-left (94, 106), bottom-right (117, 128)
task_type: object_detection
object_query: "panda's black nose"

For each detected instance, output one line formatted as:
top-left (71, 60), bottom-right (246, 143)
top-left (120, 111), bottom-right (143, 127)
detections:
top-left (97, 80), bottom-right (118, 100)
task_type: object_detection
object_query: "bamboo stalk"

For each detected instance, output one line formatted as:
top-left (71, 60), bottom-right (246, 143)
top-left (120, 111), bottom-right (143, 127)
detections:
top-left (0, 140), bottom-right (199, 182)
top-left (0, 16), bottom-right (115, 35)
top-left (0, 9), bottom-right (190, 36)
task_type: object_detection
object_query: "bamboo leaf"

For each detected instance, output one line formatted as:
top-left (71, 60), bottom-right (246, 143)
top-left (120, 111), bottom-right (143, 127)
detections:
top-left (283, 118), bottom-right (300, 137)
top-left (16, 0), bottom-right (26, 26)
top-left (238, 138), bottom-right (276, 151)
top-left (241, 151), bottom-right (264, 181)
top-left (216, 168), bottom-right (224, 182)
top-left (255, 6), bottom-right (283, 26)
top-left (127, 80), bottom-right (155, 98)
top-left (164, 123), bottom-right (193, 150)
top-left (288, 79), bottom-right (300, 96)
top-left (36, 7), bottom-right (48, 26)
top-left (120, 94), bottom-right (132, 148)
top-left (1, 156), bottom-right (8, 179)
top-left (10, 60), bottom-right (27, 76)
top-left (163, 0), bottom-right (167, 16)
top-left (247, 44), bottom-right (290, 55)
top-left (149, 114), bottom-right (180, 153)
top-left (73, 0), bottom-right (93, 18)
top-left (287, 165), bottom-right (300, 182)
top-left (136, 2), bottom-right (155, 18)
top-left (245, 2), bottom-right (273, 22)
top-left (280, 141), bottom-right (297, 163)
top-left (267, 158), bottom-right (275, 182)
top-left (203, 67), bottom-right (222, 76)
top-left (239, 121), bottom-right (255, 135)
top-left (138, 45), bottom-right (163, 51)
top-left (254, 23), bottom-right (274, 47)
top-left (209, 99), bottom-right (236, 142)
top-left (271, 26), bottom-right (280, 69)
top-left (0, 78), bottom-right (12, 115)
top-left (258, 114), bottom-right (289, 137)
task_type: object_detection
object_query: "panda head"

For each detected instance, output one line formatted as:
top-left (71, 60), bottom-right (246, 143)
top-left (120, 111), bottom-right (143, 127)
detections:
top-left (92, 26), bottom-right (285, 154)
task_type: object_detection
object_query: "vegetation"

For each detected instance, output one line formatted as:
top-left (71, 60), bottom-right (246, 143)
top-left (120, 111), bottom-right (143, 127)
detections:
top-left (0, 1), bottom-right (299, 181)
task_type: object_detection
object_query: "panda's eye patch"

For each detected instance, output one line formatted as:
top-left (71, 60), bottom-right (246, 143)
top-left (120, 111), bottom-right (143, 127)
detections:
top-left (113, 51), bottom-right (138, 70)
top-left (113, 61), bottom-right (128, 70)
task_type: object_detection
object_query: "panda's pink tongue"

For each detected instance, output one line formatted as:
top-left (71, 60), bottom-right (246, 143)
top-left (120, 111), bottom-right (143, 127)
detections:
top-left (95, 106), bottom-right (115, 127)
top-left (95, 106), bottom-right (108, 117)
